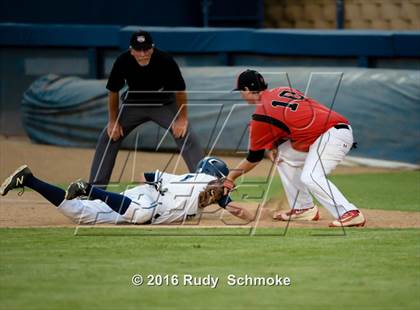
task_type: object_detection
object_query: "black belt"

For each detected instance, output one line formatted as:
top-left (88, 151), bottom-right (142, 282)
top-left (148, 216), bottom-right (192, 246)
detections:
top-left (334, 124), bottom-right (350, 130)
top-left (333, 124), bottom-right (358, 149)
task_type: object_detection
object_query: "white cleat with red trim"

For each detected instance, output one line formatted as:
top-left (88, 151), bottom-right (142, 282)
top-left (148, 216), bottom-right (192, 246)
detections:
top-left (274, 205), bottom-right (320, 221)
top-left (329, 210), bottom-right (366, 227)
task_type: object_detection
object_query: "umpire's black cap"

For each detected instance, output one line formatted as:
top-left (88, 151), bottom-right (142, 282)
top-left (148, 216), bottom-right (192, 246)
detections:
top-left (130, 30), bottom-right (154, 50)
top-left (233, 69), bottom-right (268, 91)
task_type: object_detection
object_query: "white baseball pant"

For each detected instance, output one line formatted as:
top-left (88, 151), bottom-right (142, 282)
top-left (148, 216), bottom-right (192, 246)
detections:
top-left (276, 125), bottom-right (358, 219)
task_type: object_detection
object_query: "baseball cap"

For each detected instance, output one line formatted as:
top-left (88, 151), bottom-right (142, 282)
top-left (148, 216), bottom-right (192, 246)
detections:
top-left (233, 69), bottom-right (268, 91)
top-left (130, 31), bottom-right (154, 50)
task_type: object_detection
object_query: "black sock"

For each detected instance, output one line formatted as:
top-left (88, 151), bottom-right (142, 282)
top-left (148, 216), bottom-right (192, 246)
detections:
top-left (25, 175), bottom-right (65, 207)
top-left (86, 185), bottom-right (132, 215)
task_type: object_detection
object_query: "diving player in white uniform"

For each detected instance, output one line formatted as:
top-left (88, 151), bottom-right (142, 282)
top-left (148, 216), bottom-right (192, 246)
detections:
top-left (0, 157), bottom-right (250, 225)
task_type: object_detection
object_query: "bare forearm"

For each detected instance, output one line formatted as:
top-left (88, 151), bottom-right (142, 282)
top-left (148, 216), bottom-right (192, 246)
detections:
top-left (108, 91), bottom-right (120, 122)
top-left (225, 203), bottom-right (253, 221)
top-left (175, 91), bottom-right (188, 119)
top-left (227, 159), bottom-right (259, 182)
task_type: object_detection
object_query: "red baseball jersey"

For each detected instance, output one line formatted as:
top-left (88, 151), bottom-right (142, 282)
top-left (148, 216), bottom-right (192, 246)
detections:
top-left (249, 87), bottom-right (349, 152)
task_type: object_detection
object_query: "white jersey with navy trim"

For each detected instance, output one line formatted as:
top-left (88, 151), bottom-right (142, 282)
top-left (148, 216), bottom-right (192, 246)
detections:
top-left (57, 171), bottom-right (217, 225)
top-left (122, 171), bottom-right (217, 224)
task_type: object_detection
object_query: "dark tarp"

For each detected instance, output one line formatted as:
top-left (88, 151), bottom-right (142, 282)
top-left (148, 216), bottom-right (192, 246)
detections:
top-left (22, 67), bottom-right (420, 164)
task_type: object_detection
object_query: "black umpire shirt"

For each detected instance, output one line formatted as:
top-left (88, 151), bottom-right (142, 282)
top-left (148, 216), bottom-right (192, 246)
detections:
top-left (106, 48), bottom-right (186, 105)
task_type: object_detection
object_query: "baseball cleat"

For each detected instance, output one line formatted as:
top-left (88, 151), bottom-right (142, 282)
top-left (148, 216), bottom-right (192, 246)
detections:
top-left (0, 165), bottom-right (33, 196)
top-left (329, 210), bottom-right (366, 227)
top-left (273, 205), bottom-right (320, 221)
top-left (65, 179), bottom-right (89, 200)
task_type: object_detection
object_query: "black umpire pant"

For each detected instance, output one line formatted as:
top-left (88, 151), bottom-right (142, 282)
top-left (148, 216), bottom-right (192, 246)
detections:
top-left (89, 102), bottom-right (204, 187)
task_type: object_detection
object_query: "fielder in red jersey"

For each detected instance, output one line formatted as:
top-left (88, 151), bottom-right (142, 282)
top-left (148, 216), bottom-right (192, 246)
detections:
top-left (225, 69), bottom-right (365, 228)
top-left (250, 87), bottom-right (349, 153)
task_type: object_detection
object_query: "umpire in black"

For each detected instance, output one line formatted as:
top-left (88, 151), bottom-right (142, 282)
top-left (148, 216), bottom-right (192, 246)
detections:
top-left (89, 30), bottom-right (204, 187)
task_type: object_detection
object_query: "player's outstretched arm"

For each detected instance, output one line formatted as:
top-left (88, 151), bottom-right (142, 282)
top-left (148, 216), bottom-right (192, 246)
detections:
top-left (227, 158), bottom-right (259, 182)
top-left (224, 159), bottom-right (260, 195)
top-left (225, 202), bottom-right (253, 221)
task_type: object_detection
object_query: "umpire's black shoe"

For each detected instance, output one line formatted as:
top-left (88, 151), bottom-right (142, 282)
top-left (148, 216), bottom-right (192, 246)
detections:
top-left (0, 165), bottom-right (33, 196)
top-left (65, 179), bottom-right (89, 200)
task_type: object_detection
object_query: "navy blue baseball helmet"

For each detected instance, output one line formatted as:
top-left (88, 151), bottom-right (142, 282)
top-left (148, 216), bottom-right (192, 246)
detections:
top-left (195, 157), bottom-right (229, 178)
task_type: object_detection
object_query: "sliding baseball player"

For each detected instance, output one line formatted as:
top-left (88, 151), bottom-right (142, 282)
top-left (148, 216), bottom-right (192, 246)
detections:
top-left (1, 157), bottom-right (250, 225)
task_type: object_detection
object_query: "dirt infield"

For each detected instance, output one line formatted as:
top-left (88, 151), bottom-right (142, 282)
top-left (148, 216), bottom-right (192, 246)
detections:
top-left (1, 136), bottom-right (418, 228)
top-left (0, 193), bottom-right (419, 228)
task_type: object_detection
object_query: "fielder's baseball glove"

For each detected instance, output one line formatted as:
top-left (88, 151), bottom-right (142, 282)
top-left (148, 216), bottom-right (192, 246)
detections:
top-left (198, 179), bottom-right (225, 208)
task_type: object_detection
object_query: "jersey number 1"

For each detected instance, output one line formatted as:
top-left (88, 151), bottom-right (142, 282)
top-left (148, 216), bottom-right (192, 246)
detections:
top-left (271, 90), bottom-right (304, 111)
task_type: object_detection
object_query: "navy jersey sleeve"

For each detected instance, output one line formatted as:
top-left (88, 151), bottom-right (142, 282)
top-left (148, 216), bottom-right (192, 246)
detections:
top-left (143, 172), bottom-right (156, 182)
top-left (218, 195), bottom-right (232, 209)
top-left (106, 55), bottom-right (126, 92)
top-left (164, 56), bottom-right (186, 91)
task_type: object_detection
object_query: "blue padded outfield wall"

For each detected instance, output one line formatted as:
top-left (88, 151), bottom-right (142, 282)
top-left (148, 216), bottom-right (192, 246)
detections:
top-left (22, 67), bottom-right (420, 164)
top-left (2, 24), bottom-right (419, 60)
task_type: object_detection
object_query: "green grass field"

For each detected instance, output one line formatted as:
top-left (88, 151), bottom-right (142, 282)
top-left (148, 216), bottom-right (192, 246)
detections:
top-left (231, 171), bottom-right (420, 212)
top-left (0, 228), bottom-right (419, 310)
top-left (1, 171), bottom-right (419, 309)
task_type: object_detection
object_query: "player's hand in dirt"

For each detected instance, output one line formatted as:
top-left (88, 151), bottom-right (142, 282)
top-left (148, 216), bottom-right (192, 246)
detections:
top-left (107, 120), bottom-right (124, 141)
top-left (172, 117), bottom-right (188, 138)
top-left (226, 204), bottom-right (252, 221)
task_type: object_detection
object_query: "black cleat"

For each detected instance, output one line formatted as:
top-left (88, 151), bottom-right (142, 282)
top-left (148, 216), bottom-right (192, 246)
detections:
top-left (65, 179), bottom-right (89, 200)
top-left (0, 165), bottom-right (33, 196)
